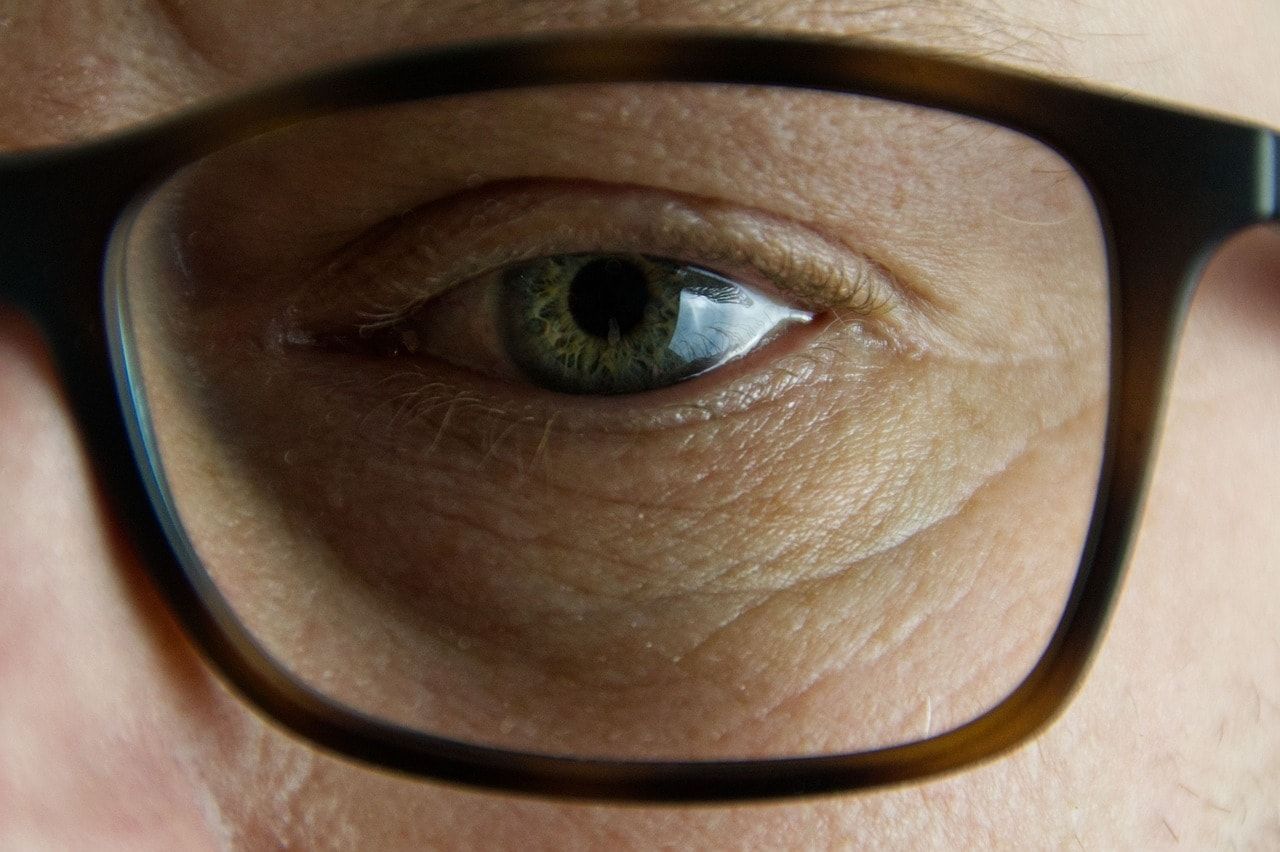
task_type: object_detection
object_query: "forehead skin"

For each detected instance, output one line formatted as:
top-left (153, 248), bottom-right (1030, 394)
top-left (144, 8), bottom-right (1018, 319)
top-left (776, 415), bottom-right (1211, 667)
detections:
top-left (1, 0), bottom-right (1278, 848)
top-left (3, 0), bottom-right (1279, 144)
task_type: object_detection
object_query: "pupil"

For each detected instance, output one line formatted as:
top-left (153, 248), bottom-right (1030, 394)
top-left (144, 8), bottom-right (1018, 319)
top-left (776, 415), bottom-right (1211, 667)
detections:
top-left (567, 257), bottom-right (650, 339)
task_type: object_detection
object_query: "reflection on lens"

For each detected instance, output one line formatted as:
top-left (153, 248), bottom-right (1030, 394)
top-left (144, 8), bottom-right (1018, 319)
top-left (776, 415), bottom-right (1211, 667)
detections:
top-left (109, 83), bottom-right (1109, 760)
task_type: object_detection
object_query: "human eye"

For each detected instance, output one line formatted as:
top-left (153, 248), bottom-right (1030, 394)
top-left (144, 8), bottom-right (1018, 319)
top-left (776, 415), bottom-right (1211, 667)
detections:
top-left (298, 179), bottom-right (899, 408)
top-left (111, 84), bottom-right (1111, 762)
top-left (333, 249), bottom-right (812, 396)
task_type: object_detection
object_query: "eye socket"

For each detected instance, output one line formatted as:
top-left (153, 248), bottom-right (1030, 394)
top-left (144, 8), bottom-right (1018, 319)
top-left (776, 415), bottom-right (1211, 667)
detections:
top-left (350, 251), bottom-right (814, 395)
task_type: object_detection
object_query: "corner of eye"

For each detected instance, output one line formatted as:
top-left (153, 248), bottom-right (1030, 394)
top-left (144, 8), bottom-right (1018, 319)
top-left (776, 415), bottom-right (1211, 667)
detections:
top-left (278, 326), bottom-right (315, 349)
top-left (270, 307), bottom-right (314, 350)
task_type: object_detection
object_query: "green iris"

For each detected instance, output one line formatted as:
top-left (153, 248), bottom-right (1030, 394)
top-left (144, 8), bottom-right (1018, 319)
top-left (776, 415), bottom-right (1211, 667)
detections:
top-left (499, 253), bottom-right (809, 395)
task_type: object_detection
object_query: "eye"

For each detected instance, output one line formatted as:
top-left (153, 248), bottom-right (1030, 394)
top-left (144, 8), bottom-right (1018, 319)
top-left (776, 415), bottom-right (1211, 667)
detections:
top-left (350, 251), bottom-right (814, 395)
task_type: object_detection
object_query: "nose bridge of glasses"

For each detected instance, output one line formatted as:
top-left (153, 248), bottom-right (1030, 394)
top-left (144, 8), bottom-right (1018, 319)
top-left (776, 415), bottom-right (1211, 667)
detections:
top-left (0, 157), bottom-right (54, 311)
top-left (0, 148), bottom-right (133, 332)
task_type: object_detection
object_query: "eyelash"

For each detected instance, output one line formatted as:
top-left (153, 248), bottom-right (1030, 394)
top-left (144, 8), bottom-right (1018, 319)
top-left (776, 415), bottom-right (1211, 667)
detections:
top-left (297, 179), bottom-right (901, 329)
top-left (284, 179), bottom-right (904, 427)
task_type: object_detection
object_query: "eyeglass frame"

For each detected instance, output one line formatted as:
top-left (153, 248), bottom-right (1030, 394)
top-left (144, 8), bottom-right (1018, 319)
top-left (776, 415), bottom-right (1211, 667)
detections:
top-left (0, 31), bottom-right (1275, 802)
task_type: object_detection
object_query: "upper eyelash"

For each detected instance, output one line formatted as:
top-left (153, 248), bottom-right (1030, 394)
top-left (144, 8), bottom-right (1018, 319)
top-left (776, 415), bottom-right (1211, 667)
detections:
top-left (309, 180), bottom-right (903, 343)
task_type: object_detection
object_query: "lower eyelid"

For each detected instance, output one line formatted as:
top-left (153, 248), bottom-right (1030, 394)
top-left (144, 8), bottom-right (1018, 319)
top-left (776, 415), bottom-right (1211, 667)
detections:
top-left (292, 309), bottom-right (868, 435)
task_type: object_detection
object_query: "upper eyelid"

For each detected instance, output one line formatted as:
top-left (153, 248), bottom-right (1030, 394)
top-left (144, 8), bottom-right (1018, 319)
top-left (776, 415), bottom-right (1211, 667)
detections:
top-left (295, 178), bottom-right (916, 337)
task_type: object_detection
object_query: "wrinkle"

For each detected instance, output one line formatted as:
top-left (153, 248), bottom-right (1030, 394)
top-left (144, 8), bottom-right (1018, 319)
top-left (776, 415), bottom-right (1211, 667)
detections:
top-left (143, 0), bottom-right (1074, 88)
top-left (0, 2), bottom-right (216, 145)
top-left (149, 0), bottom-right (231, 81)
top-left (664, 390), bottom-right (1104, 741)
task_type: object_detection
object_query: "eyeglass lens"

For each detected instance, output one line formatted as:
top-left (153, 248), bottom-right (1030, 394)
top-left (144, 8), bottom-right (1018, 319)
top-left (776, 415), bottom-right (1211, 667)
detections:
top-left (108, 83), bottom-right (1109, 759)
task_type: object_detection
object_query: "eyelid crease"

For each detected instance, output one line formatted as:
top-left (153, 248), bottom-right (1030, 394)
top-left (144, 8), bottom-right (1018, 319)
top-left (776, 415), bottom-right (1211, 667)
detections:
top-left (293, 179), bottom-right (911, 338)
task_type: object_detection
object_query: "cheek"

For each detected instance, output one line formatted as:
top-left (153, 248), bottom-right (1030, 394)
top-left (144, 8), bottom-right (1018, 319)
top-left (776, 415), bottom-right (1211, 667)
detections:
top-left (0, 314), bottom-right (246, 847)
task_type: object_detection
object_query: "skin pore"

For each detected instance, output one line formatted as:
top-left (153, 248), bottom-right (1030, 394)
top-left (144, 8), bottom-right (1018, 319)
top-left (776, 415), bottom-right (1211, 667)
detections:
top-left (1, 0), bottom-right (1278, 847)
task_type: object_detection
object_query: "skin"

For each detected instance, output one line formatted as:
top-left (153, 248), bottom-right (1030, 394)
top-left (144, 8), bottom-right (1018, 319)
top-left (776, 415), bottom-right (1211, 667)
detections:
top-left (1, 0), bottom-right (1277, 847)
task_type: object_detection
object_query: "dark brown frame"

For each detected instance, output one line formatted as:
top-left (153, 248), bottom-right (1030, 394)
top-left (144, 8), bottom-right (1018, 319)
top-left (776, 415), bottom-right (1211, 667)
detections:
top-left (0, 32), bottom-right (1275, 802)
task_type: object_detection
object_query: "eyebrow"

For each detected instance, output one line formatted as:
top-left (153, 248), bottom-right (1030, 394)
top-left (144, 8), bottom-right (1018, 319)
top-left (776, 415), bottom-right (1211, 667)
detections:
top-left (154, 0), bottom-right (1073, 85)
top-left (688, 0), bottom-right (1072, 66)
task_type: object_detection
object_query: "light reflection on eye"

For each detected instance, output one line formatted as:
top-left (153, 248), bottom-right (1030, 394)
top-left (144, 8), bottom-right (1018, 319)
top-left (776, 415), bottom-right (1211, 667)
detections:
top-left (344, 251), bottom-right (815, 396)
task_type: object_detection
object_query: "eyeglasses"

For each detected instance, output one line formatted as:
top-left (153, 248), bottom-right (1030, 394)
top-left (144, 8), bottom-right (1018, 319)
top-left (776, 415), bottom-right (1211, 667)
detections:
top-left (2, 32), bottom-right (1275, 802)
